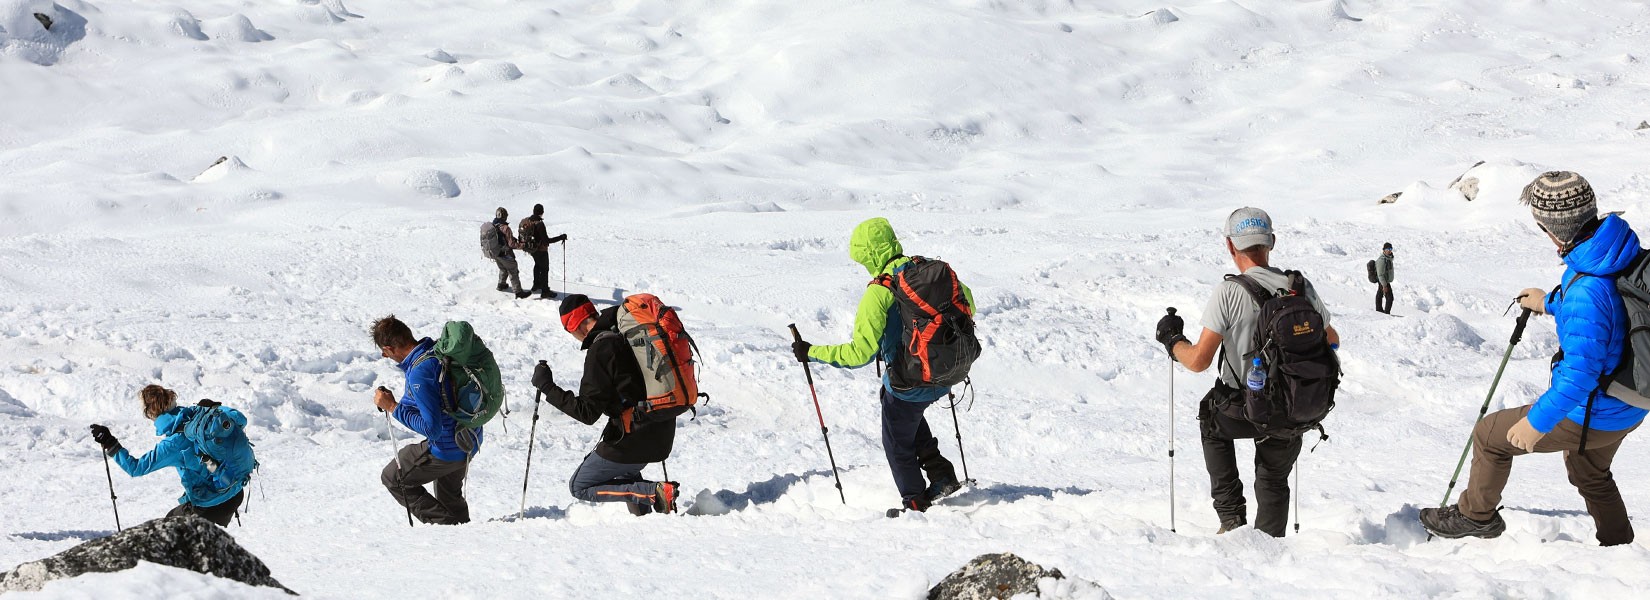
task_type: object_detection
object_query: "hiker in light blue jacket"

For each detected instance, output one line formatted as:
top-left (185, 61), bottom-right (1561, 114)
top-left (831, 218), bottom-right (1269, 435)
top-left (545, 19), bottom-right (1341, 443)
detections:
top-left (89, 385), bottom-right (251, 527)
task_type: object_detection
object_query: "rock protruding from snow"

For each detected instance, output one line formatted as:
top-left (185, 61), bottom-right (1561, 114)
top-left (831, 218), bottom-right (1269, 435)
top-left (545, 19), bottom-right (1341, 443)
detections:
top-left (928, 553), bottom-right (1086, 600)
top-left (0, 516), bottom-right (295, 595)
top-left (193, 156), bottom-right (252, 183)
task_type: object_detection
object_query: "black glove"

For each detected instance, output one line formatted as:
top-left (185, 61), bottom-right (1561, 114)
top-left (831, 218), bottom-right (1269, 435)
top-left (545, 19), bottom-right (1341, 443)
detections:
top-left (792, 340), bottom-right (812, 363)
top-left (548, 234), bottom-right (568, 244)
top-left (531, 361), bottom-right (563, 398)
top-left (89, 424), bottom-right (121, 455)
top-left (1155, 313), bottom-right (1188, 359)
top-left (197, 399), bottom-right (221, 408)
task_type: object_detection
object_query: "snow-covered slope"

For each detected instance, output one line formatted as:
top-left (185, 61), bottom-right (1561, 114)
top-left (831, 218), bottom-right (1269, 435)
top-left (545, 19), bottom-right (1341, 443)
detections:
top-left (5, 0), bottom-right (1650, 597)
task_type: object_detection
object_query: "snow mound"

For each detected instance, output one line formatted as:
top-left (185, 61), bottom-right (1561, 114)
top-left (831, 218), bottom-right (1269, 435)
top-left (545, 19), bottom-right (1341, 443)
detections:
top-left (0, 0), bottom-right (86, 65)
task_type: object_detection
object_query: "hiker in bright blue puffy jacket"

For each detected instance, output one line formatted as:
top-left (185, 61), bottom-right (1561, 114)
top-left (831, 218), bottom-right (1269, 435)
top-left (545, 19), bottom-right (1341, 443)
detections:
top-left (1422, 171), bottom-right (1649, 546)
top-left (371, 315), bottom-right (478, 525)
top-left (88, 385), bottom-right (249, 527)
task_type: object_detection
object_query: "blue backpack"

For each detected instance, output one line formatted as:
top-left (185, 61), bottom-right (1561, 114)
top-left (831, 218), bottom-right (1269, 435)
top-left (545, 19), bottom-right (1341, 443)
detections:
top-left (183, 403), bottom-right (258, 491)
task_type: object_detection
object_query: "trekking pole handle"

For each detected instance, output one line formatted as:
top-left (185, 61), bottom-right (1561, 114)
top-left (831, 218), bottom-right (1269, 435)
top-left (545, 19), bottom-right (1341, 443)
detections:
top-left (1510, 308), bottom-right (1533, 346)
top-left (788, 323), bottom-right (802, 343)
top-left (375, 386), bottom-right (390, 412)
top-left (1166, 307), bottom-right (1176, 316)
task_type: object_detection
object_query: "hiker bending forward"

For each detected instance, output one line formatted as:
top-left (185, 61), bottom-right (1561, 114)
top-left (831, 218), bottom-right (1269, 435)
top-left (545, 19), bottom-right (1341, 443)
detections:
top-left (89, 385), bottom-right (253, 527)
top-left (531, 294), bottom-right (679, 515)
top-left (372, 315), bottom-right (480, 525)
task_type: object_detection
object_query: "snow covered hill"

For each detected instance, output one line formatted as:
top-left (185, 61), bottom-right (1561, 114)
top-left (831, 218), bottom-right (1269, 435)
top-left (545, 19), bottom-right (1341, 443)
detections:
top-left (4, 0), bottom-right (1650, 597)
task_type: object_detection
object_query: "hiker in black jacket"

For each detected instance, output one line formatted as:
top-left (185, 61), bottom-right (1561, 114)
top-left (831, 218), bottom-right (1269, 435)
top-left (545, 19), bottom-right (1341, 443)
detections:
top-left (531, 294), bottom-right (679, 515)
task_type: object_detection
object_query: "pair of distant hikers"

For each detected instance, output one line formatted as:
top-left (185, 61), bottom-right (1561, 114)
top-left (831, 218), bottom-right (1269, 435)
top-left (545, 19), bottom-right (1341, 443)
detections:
top-left (483, 205), bottom-right (566, 299)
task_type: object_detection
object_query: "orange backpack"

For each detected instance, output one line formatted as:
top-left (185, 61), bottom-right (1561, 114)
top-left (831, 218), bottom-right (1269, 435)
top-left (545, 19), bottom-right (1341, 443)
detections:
top-left (614, 294), bottom-right (704, 432)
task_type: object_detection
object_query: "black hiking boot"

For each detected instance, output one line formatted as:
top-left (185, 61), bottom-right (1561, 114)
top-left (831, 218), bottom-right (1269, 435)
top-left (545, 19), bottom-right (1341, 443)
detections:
top-left (496, 283), bottom-right (510, 293)
top-left (924, 478), bottom-right (962, 504)
top-left (540, 289), bottom-right (556, 300)
top-left (514, 289), bottom-right (532, 299)
top-left (1420, 505), bottom-right (1505, 539)
top-left (653, 481), bottom-right (679, 514)
top-left (903, 495), bottom-right (931, 513)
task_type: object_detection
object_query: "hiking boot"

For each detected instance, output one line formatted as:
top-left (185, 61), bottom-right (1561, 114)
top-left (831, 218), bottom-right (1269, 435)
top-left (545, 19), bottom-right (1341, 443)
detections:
top-left (514, 290), bottom-right (532, 299)
top-left (924, 478), bottom-right (962, 504)
top-left (496, 283), bottom-right (510, 292)
top-left (903, 496), bottom-right (932, 513)
top-left (1216, 518), bottom-right (1247, 534)
top-left (653, 481), bottom-right (679, 514)
top-left (1420, 505), bottom-right (1505, 540)
top-left (540, 289), bottom-right (556, 300)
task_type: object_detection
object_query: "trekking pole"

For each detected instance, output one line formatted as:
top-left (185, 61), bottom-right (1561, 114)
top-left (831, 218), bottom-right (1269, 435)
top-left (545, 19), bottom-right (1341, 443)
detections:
top-left (789, 324), bottom-right (847, 504)
top-left (947, 392), bottom-right (973, 483)
top-left (1293, 457), bottom-right (1301, 534)
top-left (519, 373), bottom-right (546, 521)
top-left (101, 451), bottom-right (122, 532)
top-left (561, 238), bottom-right (568, 294)
top-left (379, 389), bottom-right (415, 528)
top-left (1166, 307), bottom-right (1177, 534)
top-left (661, 461), bottom-right (671, 483)
top-left (1437, 308), bottom-right (1533, 511)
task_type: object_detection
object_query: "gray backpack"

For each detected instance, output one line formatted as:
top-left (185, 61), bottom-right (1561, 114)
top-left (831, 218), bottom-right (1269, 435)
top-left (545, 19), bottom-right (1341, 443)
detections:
top-left (1606, 250), bottom-right (1650, 409)
top-left (479, 222), bottom-right (508, 259)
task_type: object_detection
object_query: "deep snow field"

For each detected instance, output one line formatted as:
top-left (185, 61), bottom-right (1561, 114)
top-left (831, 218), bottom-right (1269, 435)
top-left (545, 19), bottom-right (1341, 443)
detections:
top-left (6, 0), bottom-right (1650, 597)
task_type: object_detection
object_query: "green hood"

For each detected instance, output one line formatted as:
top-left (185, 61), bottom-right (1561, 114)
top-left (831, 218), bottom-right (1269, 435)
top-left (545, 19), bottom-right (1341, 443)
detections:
top-left (849, 217), bottom-right (903, 275)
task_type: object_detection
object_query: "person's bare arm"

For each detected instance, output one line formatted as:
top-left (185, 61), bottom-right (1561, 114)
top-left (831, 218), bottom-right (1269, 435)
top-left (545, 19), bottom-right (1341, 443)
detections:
top-left (1172, 328), bottom-right (1223, 373)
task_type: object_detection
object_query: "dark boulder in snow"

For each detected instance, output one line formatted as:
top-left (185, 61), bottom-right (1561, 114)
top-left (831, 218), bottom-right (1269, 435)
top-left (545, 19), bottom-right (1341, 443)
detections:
top-left (0, 516), bottom-right (295, 595)
top-left (929, 553), bottom-right (1080, 600)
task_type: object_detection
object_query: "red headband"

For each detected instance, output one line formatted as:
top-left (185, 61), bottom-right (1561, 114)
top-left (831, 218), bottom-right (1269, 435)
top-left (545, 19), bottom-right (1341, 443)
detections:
top-left (561, 303), bottom-right (596, 333)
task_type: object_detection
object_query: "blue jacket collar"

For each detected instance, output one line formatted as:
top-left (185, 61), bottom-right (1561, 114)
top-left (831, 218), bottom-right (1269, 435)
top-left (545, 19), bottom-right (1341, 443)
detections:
top-left (1566, 214), bottom-right (1640, 276)
top-left (153, 408), bottom-right (183, 436)
top-left (398, 338), bottom-right (435, 371)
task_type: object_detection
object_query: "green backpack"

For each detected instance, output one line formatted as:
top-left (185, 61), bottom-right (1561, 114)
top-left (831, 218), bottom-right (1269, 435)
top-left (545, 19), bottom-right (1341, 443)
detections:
top-left (413, 321), bottom-right (506, 451)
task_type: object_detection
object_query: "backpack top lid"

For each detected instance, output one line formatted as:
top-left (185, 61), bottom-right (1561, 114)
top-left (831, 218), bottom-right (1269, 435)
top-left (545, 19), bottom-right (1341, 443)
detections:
top-left (434, 321), bottom-right (490, 367)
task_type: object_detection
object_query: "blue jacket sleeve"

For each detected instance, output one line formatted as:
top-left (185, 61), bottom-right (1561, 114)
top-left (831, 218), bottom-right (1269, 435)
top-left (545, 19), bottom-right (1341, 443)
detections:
top-left (394, 363), bottom-right (443, 439)
top-left (1530, 281), bottom-right (1620, 433)
top-left (112, 435), bottom-right (188, 477)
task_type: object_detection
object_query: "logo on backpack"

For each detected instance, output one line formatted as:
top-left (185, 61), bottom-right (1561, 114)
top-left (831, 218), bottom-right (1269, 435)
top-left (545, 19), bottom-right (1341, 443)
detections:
top-left (182, 403), bottom-right (257, 492)
top-left (612, 294), bottom-right (705, 432)
top-left (874, 256), bottom-right (981, 390)
top-left (1227, 272), bottom-right (1340, 439)
top-left (413, 321), bottom-right (507, 453)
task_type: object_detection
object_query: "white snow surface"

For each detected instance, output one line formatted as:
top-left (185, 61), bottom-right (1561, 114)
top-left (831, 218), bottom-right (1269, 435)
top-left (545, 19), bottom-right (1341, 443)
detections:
top-left (4, 0), bottom-right (1650, 597)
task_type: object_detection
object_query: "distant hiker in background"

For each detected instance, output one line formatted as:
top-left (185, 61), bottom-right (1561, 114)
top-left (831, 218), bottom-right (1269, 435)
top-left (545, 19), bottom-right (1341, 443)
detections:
top-left (791, 217), bottom-right (979, 513)
top-left (519, 204), bottom-right (568, 300)
top-left (372, 315), bottom-right (481, 525)
top-left (89, 385), bottom-right (256, 527)
top-left (1374, 242), bottom-right (1395, 314)
top-left (483, 207), bottom-right (531, 299)
top-left (530, 294), bottom-right (681, 516)
top-left (1155, 207), bottom-right (1340, 537)
top-left (1421, 171), bottom-right (1646, 546)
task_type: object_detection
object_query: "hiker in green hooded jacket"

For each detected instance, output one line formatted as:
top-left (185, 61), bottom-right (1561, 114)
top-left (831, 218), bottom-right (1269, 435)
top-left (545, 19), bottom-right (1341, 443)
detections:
top-left (791, 217), bottom-right (978, 512)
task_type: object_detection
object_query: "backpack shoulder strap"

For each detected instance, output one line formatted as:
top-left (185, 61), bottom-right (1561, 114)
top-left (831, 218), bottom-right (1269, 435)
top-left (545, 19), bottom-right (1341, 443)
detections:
top-left (1226, 274), bottom-right (1275, 307)
top-left (1284, 270), bottom-right (1308, 296)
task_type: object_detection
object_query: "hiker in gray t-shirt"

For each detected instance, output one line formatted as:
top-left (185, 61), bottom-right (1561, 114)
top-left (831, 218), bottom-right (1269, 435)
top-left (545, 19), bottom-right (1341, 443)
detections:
top-left (1153, 207), bottom-right (1341, 537)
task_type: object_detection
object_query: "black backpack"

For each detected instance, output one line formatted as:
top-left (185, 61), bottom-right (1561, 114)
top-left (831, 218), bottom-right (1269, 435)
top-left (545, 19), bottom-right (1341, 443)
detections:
top-left (1366, 260), bottom-right (1379, 284)
top-left (1229, 272), bottom-right (1340, 439)
top-left (874, 256), bottom-right (981, 391)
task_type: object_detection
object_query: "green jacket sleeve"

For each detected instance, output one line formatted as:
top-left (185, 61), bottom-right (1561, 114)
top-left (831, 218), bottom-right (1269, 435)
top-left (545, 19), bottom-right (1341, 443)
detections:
top-left (809, 284), bottom-right (895, 368)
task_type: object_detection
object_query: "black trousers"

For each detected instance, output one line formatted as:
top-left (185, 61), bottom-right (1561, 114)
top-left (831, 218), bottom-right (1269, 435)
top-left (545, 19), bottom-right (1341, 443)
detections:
top-left (1375, 284), bottom-right (1394, 314)
top-left (528, 249), bottom-right (550, 292)
top-left (1199, 383), bottom-right (1302, 537)
top-left (167, 490), bottom-right (244, 527)
top-left (381, 441), bottom-right (471, 524)
top-left (880, 389), bottom-right (956, 501)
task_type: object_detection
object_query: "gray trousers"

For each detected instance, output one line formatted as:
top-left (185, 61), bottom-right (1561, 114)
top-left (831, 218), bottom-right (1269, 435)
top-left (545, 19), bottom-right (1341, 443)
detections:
top-left (569, 452), bottom-right (657, 515)
top-left (381, 441), bottom-right (471, 524)
top-left (494, 255), bottom-right (522, 292)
